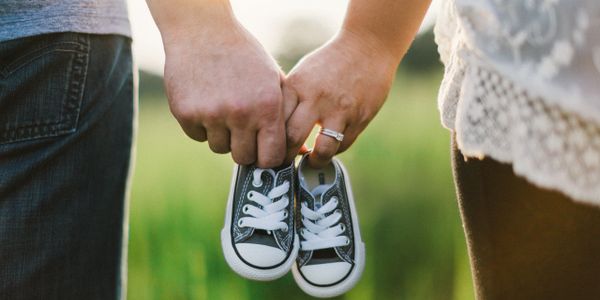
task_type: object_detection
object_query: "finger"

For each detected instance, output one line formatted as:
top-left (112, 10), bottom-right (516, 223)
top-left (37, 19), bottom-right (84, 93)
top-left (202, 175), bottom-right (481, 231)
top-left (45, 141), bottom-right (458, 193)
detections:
top-left (181, 124), bottom-right (208, 142)
top-left (230, 129), bottom-right (257, 165)
top-left (282, 82), bottom-right (299, 122)
top-left (256, 117), bottom-right (286, 168)
top-left (285, 101), bottom-right (318, 163)
top-left (309, 119), bottom-right (347, 169)
top-left (337, 127), bottom-right (360, 154)
top-left (206, 127), bottom-right (231, 154)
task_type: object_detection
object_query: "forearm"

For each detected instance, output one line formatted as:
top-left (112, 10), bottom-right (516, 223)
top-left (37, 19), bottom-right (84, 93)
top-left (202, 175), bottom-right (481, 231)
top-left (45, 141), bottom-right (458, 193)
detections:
top-left (341, 0), bottom-right (432, 65)
top-left (145, 0), bottom-right (237, 44)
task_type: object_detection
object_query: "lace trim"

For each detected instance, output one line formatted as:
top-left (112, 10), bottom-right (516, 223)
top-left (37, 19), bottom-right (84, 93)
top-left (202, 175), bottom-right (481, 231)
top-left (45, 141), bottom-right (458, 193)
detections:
top-left (444, 62), bottom-right (600, 205)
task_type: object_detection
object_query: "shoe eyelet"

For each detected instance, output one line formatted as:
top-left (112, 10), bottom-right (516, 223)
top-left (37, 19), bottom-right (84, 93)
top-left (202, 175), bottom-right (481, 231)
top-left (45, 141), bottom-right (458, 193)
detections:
top-left (345, 238), bottom-right (350, 245)
top-left (242, 205), bottom-right (250, 214)
top-left (283, 211), bottom-right (288, 218)
top-left (339, 224), bottom-right (346, 232)
top-left (247, 191), bottom-right (254, 199)
top-left (335, 209), bottom-right (342, 215)
top-left (238, 219), bottom-right (244, 227)
top-left (252, 179), bottom-right (263, 188)
top-left (331, 197), bottom-right (338, 204)
top-left (282, 226), bottom-right (288, 233)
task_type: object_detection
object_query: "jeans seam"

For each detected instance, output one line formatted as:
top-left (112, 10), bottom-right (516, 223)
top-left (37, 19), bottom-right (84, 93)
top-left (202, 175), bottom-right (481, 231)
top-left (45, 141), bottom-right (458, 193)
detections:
top-left (59, 34), bottom-right (90, 134)
top-left (0, 34), bottom-right (90, 145)
top-left (0, 42), bottom-right (85, 78)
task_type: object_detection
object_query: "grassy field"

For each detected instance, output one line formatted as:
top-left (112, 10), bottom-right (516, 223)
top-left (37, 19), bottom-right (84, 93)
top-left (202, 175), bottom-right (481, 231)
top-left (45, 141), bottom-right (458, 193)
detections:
top-left (127, 71), bottom-right (475, 300)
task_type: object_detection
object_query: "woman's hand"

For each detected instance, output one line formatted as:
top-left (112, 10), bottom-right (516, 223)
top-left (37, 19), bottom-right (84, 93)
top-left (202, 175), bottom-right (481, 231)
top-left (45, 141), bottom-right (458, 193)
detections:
top-left (284, 30), bottom-right (399, 168)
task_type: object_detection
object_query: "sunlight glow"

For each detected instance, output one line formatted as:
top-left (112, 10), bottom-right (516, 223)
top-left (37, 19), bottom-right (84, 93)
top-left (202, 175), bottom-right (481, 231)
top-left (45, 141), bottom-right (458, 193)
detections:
top-left (128, 0), bottom-right (436, 74)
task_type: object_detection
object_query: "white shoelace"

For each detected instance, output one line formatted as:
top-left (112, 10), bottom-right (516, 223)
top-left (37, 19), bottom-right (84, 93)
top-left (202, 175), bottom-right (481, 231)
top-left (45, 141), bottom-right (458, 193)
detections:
top-left (237, 168), bottom-right (290, 232)
top-left (300, 186), bottom-right (350, 251)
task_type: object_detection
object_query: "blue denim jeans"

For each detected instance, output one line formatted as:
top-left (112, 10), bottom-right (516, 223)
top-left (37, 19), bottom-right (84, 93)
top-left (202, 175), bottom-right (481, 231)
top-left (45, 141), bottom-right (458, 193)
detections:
top-left (0, 32), bottom-right (134, 299)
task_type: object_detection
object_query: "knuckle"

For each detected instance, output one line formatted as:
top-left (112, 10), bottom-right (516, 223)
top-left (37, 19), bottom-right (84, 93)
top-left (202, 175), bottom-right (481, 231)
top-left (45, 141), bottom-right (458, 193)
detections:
top-left (170, 101), bottom-right (197, 125)
top-left (259, 154), bottom-right (284, 169)
top-left (338, 96), bottom-right (358, 113)
top-left (199, 106), bottom-right (222, 126)
top-left (257, 92), bottom-right (281, 111)
top-left (227, 101), bottom-right (251, 120)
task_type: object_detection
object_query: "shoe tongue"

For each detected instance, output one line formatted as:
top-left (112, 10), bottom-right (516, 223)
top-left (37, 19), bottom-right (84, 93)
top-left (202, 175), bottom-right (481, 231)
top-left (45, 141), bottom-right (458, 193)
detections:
top-left (311, 184), bottom-right (330, 197)
top-left (270, 162), bottom-right (292, 184)
top-left (311, 184), bottom-right (331, 209)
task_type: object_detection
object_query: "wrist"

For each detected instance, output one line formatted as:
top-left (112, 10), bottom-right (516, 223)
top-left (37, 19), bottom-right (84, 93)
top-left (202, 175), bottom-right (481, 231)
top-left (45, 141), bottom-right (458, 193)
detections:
top-left (148, 0), bottom-right (238, 45)
top-left (336, 27), bottom-right (401, 67)
top-left (332, 28), bottom-right (401, 76)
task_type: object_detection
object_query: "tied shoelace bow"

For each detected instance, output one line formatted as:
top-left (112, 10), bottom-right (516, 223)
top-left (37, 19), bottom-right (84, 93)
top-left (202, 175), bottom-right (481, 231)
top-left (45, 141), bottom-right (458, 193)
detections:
top-left (237, 168), bottom-right (290, 232)
top-left (300, 186), bottom-right (350, 251)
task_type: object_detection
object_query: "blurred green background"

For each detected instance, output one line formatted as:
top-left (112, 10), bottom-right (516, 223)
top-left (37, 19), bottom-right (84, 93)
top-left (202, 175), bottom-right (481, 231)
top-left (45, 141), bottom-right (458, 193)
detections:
top-left (127, 28), bottom-right (475, 300)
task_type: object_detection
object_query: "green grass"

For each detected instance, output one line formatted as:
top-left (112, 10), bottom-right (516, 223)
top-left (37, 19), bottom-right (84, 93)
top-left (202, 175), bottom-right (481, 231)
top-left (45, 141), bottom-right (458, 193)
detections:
top-left (127, 71), bottom-right (475, 300)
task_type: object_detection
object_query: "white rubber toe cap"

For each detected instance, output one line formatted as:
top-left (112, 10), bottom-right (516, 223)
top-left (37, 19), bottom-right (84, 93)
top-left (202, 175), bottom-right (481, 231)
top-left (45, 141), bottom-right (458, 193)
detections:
top-left (300, 262), bottom-right (352, 285)
top-left (235, 243), bottom-right (286, 268)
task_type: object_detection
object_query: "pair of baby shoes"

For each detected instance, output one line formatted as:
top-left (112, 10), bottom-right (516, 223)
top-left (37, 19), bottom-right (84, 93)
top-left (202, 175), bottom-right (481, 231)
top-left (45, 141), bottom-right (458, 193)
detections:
top-left (221, 154), bottom-right (365, 298)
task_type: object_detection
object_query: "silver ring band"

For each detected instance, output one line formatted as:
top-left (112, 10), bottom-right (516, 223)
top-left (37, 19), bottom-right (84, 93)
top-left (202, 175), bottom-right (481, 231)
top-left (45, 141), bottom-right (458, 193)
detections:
top-left (319, 127), bottom-right (344, 142)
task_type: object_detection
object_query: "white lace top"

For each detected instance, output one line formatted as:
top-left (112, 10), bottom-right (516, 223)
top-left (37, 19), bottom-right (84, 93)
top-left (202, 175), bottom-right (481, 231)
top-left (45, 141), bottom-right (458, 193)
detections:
top-left (434, 0), bottom-right (600, 205)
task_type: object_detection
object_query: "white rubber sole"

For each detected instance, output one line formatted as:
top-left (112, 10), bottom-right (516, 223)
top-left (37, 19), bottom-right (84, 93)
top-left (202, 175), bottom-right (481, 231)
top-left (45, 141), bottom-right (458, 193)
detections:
top-left (221, 164), bottom-right (299, 281)
top-left (292, 158), bottom-right (366, 298)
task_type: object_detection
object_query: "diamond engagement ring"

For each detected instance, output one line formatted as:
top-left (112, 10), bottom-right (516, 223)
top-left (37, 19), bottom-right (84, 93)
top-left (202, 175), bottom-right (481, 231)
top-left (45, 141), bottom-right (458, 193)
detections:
top-left (319, 128), bottom-right (344, 142)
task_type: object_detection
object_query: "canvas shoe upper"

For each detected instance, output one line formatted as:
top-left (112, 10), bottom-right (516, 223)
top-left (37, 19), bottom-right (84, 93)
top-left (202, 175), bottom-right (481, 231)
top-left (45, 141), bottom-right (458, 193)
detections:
top-left (221, 161), bottom-right (298, 281)
top-left (292, 154), bottom-right (365, 298)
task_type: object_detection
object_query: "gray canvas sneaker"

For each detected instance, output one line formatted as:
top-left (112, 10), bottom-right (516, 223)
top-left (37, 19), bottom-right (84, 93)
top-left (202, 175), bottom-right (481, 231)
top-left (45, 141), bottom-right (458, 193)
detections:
top-left (221, 161), bottom-right (299, 281)
top-left (292, 154), bottom-right (365, 298)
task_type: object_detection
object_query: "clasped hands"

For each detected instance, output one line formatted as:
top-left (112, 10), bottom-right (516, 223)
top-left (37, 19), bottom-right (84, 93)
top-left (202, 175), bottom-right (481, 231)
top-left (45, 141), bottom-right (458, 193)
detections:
top-left (163, 22), bottom-right (398, 169)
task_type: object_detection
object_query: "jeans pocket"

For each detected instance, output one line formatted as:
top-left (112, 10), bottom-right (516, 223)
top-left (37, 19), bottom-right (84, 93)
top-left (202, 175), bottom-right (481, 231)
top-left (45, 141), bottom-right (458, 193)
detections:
top-left (0, 33), bottom-right (90, 145)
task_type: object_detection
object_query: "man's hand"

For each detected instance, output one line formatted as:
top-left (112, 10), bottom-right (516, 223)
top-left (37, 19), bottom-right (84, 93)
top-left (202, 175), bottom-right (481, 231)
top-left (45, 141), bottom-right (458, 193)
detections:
top-left (284, 30), bottom-right (398, 168)
top-left (147, 1), bottom-right (288, 168)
